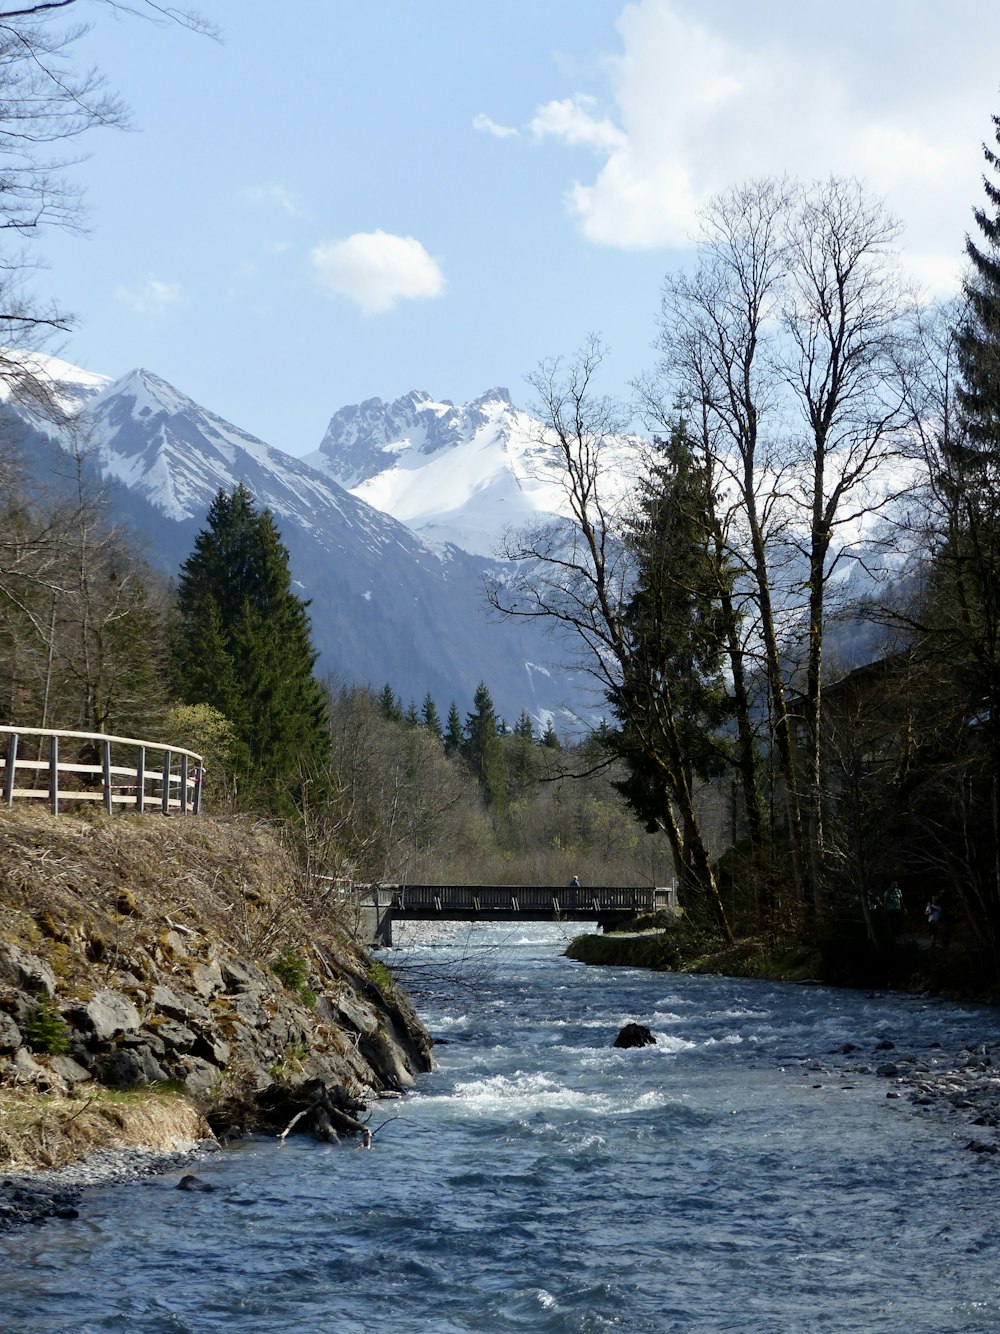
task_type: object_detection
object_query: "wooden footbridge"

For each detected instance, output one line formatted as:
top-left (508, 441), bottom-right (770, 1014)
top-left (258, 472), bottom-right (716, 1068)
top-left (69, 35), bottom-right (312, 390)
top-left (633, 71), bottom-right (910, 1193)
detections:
top-left (349, 883), bottom-right (678, 946)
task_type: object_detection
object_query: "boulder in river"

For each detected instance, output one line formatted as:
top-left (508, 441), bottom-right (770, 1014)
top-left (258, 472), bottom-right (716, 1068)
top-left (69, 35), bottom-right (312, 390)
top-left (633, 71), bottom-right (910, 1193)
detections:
top-left (613, 1023), bottom-right (656, 1049)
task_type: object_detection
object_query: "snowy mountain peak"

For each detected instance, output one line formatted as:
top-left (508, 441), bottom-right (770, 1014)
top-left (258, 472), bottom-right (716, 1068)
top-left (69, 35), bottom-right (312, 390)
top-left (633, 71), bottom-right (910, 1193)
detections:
top-left (311, 387), bottom-right (522, 493)
top-left (95, 367), bottom-right (200, 421)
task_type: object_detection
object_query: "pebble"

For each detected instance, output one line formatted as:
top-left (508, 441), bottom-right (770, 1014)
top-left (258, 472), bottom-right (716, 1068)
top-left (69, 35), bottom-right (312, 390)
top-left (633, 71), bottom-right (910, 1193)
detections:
top-left (0, 1140), bottom-right (217, 1233)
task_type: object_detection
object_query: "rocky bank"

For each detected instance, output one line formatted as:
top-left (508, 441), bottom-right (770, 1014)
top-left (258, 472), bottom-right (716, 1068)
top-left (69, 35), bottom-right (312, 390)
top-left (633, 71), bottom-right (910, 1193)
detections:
top-left (0, 807), bottom-right (433, 1217)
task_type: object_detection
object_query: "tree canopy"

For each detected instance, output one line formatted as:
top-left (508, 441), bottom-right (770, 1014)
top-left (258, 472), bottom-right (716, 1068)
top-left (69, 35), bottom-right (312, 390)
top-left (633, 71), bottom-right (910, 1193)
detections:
top-left (171, 485), bottom-right (328, 810)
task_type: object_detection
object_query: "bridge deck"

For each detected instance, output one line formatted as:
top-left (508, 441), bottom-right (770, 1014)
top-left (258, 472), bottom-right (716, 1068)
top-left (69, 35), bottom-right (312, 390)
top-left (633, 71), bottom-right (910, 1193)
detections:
top-left (374, 884), bottom-right (674, 920)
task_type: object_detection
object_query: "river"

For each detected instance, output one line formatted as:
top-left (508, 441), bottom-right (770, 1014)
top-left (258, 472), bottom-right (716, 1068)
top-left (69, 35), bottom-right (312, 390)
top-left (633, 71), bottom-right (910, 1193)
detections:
top-left (3, 921), bottom-right (999, 1332)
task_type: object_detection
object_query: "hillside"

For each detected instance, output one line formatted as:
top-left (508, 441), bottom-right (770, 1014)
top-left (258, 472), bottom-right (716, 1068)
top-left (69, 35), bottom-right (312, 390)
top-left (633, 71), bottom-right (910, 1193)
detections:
top-left (0, 809), bottom-right (432, 1173)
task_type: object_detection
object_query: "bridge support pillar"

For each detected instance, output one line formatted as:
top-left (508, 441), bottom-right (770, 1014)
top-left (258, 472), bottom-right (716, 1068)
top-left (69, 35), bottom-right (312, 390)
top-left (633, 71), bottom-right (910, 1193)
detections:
top-left (357, 902), bottom-right (394, 948)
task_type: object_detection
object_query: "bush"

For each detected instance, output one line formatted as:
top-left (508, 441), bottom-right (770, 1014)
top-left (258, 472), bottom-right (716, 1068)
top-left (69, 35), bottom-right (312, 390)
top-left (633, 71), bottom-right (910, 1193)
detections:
top-left (24, 998), bottom-right (70, 1054)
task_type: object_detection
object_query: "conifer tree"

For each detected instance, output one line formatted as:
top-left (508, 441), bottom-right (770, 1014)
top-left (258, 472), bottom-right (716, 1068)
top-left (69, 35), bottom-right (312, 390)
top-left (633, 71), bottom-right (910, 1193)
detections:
top-left (464, 681), bottom-right (506, 808)
top-left (378, 683), bottom-right (402, 723)
top-left (541, 720), bottom-right (560, 749)
top-left (171, 485), bottom-right (328, 809)
top-left (513, 710), bottom-right (535, 741)
top-left (958, 112), bottom-right (1000, 449)
top-left (421, 692), bottom-right (443, 740)
top-left (606, 426), bottom-right (733, 936)
top-left (444, 701), bottom-right (464, 756)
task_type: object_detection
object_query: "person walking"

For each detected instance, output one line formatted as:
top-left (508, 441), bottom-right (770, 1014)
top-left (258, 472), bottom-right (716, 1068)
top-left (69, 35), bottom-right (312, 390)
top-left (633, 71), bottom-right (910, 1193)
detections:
top-left (884, 881), bottom-right (904, 937)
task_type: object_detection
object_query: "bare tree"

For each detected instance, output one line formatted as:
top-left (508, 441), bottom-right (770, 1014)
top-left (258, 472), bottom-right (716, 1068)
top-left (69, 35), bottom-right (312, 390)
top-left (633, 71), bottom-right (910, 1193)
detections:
top-left (654, 177), bottom-right (913, 923)
top-left (489, 339), bottom-right (733, 940)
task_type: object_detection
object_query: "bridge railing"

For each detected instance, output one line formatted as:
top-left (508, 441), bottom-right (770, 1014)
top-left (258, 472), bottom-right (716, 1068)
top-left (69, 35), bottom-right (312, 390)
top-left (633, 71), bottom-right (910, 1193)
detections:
top-left (375, 884), bottom-right (674, 914)
top-left (1, 725), bottom-right (204, 816)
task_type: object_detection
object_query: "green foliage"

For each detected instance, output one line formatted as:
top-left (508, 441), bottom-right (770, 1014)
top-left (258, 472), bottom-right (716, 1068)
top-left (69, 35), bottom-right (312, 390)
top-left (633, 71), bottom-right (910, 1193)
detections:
top-left (271, 947), bottom-right (315, 1005)
top-left (607, 426), bottom-right (733, 829)
top-left (24, 997), bottom-right (70, 1054)
top-left (367, 959), bottom-right (394, 994)
top-left (464, 681), bottom-right (506, 809)
top-left (421, 693), bottom-right (443, 739)
top-left (444, 700), bottom-right (464, 756)
top-left (162, 702), bottom-right (237, 805)
top-left (378, 683), bottom-right (402, 723)
top-left (170, 485), bottom-right (329, 812)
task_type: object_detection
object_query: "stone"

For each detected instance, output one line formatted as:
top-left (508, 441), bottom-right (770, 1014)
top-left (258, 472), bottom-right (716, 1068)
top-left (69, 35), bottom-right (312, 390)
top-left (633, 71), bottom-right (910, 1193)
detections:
top-left (876, 1062), bottom-right (900, 1078)
top-left (149, 985), bottom-right (211, 1025)
top-left (47, 1055), bottom-right (92, 1085)
top-left (221, 959), bottom-right (269, 995)
top-left (613, 1023), bottom-right (656, 1049)
top-left (192, 1032), bottom-right (230, 1068)
top-left (190, 960), bottom-right (224, 1000)
top-left (0, 1011), bottom-right (22, 1053)
top-left (93, 1045), bottom-right (167, 1087)
top-left (153, 1020), bottom-right (197, 1054)
top-left (74, 990), bottom-right (141, 1042)
top-left (179, 1057), bottom-right (221, 1098)
top-left (0, 946), bottom-right (56, 999)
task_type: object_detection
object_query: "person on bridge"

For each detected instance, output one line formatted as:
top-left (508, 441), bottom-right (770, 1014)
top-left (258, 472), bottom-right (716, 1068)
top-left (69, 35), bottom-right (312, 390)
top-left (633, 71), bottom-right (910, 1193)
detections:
top-left (569, 875), bottom-right (581, 888)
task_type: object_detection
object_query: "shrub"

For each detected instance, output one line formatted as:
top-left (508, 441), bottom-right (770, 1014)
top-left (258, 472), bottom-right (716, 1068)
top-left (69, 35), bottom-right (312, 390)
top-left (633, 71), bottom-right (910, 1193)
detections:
top-left (24, 998), bottom-right (70, 1054)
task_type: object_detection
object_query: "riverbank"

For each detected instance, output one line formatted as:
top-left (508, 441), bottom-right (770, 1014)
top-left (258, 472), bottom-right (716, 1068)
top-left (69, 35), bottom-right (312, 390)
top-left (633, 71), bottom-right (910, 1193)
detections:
top-left (0, 808), bottom-right (433, 1213)
top-left (565, 912), bottom-right (1000, 1002)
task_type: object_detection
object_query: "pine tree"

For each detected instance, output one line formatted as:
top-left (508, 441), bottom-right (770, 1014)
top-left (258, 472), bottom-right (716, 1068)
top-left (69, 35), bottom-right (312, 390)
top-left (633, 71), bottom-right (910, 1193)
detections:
top-left (541, 720), bottom-right (561, 749)
top-left (421, 692), bottom-right (443, 740)
top-left (513, 710), bottom-right (535, 742)
top-left (606, 426), bottom-right (733, 934)
top-left (377, 683), bottom-right (402, 723)
top-left (958, 112), bottom-right (1000, 449)
top-left (403, 698), bottom-right (420, 727)
top-left (464, 681), bottom-right (506, 808)
top-left (444, 701), bottom-right (464, 756)
top-left (171, 485), bottom-right (328, 809)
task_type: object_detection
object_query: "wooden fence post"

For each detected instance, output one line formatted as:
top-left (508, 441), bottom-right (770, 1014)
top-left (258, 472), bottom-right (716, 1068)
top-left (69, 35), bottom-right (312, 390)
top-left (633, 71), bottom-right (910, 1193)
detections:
top-left (180, 754), bottom-right (189, 814)
top-left (161, 750), bottom-right (171, 814)
top-left (49, 735), bottom-right (59, 815)
top-left (136, 747), bottom-right (146, 813)
top-left (3, 732), bottom-right (16, 807)
top-left (102, 740), bottom-right (113, 814)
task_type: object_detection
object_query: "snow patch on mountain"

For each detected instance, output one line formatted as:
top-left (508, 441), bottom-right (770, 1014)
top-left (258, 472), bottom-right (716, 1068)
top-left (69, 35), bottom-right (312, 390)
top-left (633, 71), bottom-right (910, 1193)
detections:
top-left (307, 386), bottom-right (642, 556)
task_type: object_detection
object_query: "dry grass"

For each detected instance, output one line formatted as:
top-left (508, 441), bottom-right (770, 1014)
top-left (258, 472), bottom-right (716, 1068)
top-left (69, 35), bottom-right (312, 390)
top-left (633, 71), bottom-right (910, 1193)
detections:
top-left (0, 1085), bottom-right (209, 1171)
top-left (0, 806), bottom-right (361, 997)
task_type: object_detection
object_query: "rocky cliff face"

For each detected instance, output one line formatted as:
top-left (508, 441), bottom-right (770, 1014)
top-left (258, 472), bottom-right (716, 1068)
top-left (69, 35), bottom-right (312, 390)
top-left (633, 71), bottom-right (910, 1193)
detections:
top-left (0, 809), bottom-right (432, 1157)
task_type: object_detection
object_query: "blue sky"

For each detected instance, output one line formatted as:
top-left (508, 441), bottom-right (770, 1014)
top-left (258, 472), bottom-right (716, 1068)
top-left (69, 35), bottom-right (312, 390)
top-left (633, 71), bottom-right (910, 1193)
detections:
top-left (34, 0), bottom-right (1000, 457)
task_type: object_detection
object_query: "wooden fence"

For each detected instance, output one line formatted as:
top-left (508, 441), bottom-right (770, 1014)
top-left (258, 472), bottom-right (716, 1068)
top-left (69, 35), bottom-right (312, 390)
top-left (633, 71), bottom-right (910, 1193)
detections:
top-left (1, 725), bottom-right (204, 816)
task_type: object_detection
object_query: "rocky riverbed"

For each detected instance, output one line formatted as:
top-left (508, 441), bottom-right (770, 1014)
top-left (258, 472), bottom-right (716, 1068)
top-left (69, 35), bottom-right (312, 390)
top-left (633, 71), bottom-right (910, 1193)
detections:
top-left (788, 1033), bottom-right (1000, 1153)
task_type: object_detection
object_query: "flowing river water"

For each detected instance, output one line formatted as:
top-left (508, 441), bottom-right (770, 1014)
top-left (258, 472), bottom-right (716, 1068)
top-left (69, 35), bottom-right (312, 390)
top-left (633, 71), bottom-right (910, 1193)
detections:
top-left (3, 921), bottom-right (1000, 1332)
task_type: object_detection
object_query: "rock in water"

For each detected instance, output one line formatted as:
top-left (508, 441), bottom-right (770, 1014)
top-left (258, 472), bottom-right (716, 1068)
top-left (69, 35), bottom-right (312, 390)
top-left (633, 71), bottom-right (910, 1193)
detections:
top-left (613, 1023), bottom-right (656, 1049)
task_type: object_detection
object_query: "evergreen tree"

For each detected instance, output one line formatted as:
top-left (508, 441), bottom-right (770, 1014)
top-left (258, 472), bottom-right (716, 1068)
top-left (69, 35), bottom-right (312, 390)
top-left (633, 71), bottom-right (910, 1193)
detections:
top-left (403, 698), bottom-right (420, 727)
top-left (464, 681), bottom-right (506, 808)
top-left (933, 110), bottom-right (1000, 940)
top-left (541, 720), bottom-right (561, 749)
top-left (958, 112), bottom-right (1000, 449)
top-left (513, 710), bottom-right (535, 742)
top-left (444, 700), bottom-right (464, 756)
top-left (421, 692), bottom-right (443, 740)
top-left (378, 683), bottom-right (402, 723)
top-left (171, 485), bottom-right (328, 810)
top-left (605, 426), bottom-right (733, 934)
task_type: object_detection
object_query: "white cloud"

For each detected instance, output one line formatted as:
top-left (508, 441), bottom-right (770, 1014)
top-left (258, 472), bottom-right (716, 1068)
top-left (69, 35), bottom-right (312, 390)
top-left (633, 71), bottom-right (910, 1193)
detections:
top-left (114, 276), bottom-right (184, 315)
top-left (311, 230), bottom-right (445, 315)
top-left (507, 0), bottom-right (984, 282)
top-left (473, 113), bottom-right (520, 140)
top-left (246, 183), bottom-right (300, 216)
top-left (529, 96), bottom-right (626, 152)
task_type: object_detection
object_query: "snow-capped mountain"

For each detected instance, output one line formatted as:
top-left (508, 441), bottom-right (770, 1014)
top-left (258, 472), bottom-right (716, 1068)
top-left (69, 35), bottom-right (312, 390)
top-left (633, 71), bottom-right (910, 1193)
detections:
top-left (5, 360), bottom-right (598, 731)
top-left (306, 387), bottom-right (641, 558)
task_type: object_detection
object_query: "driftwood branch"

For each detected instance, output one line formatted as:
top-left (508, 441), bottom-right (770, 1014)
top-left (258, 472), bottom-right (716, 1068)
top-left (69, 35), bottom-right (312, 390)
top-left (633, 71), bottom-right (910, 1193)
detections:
top-left (277, 1081), bottom-right (372, 1148)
